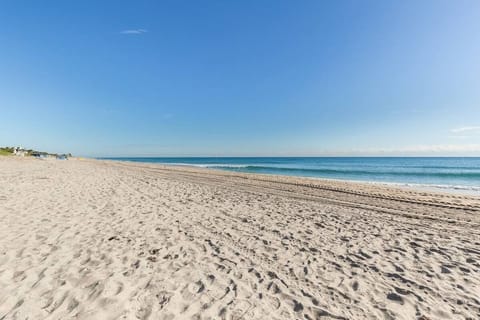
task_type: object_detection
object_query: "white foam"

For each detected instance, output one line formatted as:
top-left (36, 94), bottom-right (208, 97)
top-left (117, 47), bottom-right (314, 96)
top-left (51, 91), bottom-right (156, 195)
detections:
top-left (165, 163), bottom-right (250, 168)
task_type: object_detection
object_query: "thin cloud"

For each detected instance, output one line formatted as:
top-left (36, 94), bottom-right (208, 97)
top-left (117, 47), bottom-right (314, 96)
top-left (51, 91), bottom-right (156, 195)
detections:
top-left (450, 126), bottom-right (480, 133)
top-left (448, 135), bottom-right (472, 139)
top-left (338, 144), bottom-right (480, 155)
top-left (120, 29), bottom-right (147, 35)
top-left (396, 144), bottom-right (480, 153)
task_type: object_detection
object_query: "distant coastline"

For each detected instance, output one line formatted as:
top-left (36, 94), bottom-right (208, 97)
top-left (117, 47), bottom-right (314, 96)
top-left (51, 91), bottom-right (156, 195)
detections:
top-left (0, 146), bottom-right (71, 159)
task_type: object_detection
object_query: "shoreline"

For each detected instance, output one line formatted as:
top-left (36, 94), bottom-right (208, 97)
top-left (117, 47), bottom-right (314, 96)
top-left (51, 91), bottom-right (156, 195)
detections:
top-left (1, 156), bottom-right (479, 319)
top-left (104, 158), bottom-right (480, 197)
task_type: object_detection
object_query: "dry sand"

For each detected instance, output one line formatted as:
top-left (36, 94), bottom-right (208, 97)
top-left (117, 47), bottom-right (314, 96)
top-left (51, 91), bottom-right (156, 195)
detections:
top-left (0, 157), bottom-right (479, 320)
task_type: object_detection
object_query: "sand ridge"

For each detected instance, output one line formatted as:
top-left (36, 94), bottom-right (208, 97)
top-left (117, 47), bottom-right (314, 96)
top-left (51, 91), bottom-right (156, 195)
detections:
top-left (0, 157), bottom-right (479, 319)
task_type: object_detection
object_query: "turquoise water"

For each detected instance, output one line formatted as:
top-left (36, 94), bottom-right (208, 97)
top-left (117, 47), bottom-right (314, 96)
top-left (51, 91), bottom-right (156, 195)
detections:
top-left (104, 157), bottom-right (480, 191)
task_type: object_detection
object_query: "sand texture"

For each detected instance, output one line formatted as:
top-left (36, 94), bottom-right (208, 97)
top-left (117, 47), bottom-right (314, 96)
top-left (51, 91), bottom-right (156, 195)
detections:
top-left (1, 157), bottom-right (480, 319)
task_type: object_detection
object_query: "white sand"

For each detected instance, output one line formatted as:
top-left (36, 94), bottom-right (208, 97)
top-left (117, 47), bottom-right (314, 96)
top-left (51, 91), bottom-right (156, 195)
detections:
top-left (1, 157), bottom-right (479, 319)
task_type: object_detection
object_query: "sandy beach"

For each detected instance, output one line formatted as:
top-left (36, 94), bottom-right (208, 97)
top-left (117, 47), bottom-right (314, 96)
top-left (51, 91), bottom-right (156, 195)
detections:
top-left (1, 157), bottom-right (479, 320)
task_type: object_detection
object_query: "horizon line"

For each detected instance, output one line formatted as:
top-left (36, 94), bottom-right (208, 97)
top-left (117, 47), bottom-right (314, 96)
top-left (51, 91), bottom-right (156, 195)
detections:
top-left (95, 155), bottom-right (480, 158)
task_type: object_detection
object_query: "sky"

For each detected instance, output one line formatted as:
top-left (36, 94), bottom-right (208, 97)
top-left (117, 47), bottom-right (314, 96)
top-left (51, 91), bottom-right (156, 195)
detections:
top-left (1, 0), bottom-right (479, 157)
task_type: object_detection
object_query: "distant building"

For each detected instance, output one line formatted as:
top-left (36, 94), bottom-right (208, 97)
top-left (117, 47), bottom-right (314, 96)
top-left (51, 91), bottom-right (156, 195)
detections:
top-left (13, 147), bottom-right (27, 157)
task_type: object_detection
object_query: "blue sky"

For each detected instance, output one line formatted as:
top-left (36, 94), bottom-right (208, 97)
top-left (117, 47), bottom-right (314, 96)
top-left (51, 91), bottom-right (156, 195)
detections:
top-left (1, 0), bottom-right (479, 157)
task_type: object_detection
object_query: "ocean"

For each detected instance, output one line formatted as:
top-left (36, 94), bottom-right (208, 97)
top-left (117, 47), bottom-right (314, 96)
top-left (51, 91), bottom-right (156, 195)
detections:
top-left (103, 157), bottom-right (480, 192)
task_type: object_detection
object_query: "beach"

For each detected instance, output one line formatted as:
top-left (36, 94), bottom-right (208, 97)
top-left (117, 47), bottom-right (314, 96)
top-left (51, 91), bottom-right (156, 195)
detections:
top-left (1, 157), bottom-right (479, 319)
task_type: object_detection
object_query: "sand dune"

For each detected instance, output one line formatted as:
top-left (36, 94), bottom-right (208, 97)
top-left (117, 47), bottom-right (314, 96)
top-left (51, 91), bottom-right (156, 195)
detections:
top-left (1, 157), bottom-right (479, 319)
